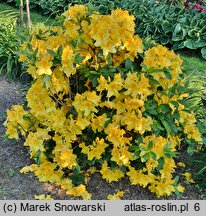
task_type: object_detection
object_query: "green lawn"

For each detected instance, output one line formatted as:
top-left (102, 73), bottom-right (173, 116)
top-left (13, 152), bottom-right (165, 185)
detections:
top-left (178, 51), bottom-right (206, 78)
top-left (0, 2), bottom-right (55, 25)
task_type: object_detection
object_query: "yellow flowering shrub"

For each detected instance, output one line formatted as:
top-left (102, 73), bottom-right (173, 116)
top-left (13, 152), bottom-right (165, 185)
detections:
top-left (4, 4), bottom-right (203, 199)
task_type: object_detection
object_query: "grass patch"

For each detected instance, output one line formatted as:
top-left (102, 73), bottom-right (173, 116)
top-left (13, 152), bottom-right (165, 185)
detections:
top-left (0, 2), bottom-right (55, 25)
top-left (177, 50), bottom-right (206, 77)
top-left (179, 50), bottom-right (206, 99)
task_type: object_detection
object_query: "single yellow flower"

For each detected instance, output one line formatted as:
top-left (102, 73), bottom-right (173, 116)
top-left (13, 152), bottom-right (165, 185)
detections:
top-left (183, 172), bottom-right (195, 183)
top-left (177, 184), bottom-right (185, 193)
top-left (177, 162), bottom-right (186, 168)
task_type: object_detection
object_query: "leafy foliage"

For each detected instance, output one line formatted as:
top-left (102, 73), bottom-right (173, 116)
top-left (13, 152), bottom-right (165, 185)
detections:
top-left (4, 5), bottom-right (203, 199)
top-left (6, 0), bottom-right (206, 58)
top-left (0, 10), bottom-right (22, 79)
top-left (6, 0), bottom-right (121, 16)
top-left (183, 70), bottom-right (206, 190)
top-left (159, 0), bottom-right (185, 5)
top-left (124, 0), bottom-right (206, 59)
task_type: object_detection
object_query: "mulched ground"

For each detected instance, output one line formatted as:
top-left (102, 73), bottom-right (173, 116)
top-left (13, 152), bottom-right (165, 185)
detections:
top-left (0, 77), bottom-right (204, 200)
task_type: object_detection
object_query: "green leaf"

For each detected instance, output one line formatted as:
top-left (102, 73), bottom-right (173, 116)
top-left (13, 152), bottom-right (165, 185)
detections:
top-left (42, 74), bottom-right (51, 89)
top-left (141, 153), bottom-right (150, 163)
top-left (149, 76), bottom-right (160, 85)
top-left (89, 70), bottom-right (98, 75)
top-left (120, 165), bottom-right (127, 173)
top-left (160, 36), bottom-right (170, 45)
top-left (148, 141), bottom-right (153, 150)
top-left (74, 53), bottom-right (85, 64)
top-left (174, 23), bottom-right (181, 34)
top-left (160, 118), bottom-right (172, 134)
top-left (173, 111), bottom-right (180, 121)
top-left (172, 28), bottom-right (187, 42)
top-left (188, 29), bottom-right (198, 38)
top-left (34, 150), bottom-right (42, 166)
top-left (149, 152), bottom-right (157, 160)
top-left (125, 58), bottom-right (133, 70)
top-left (47, 49), bottom-right (56, 56)
top-left (157, 104), bottom-right (170, 114)
top-left (70, 40), bottom-right (78, 49)
top-left (168, 86), bottom-right (176, 98)
top-left (156, 157), bottom-right (164, 171)
top-left (184, 39), bottom-right (196, 49)
top-left (141, 62), bottom-right (148, 71)
top-left (92, 77), bottom-right (98, 87)
top-left (33, 48), bottom-right (38, 57)
top-left (175, 190), bottom-right (183, 199)
top-left (23, 115), bottom-right (30, 121)
top-left (172, 34), bottom-right (184, 42)
top-left (194, 39), bottom-right (206, 48)
top-left (144, 100), bottom-right (158, 115)
top-left (104, 118), bottom-right (112, 128)
top-left (190, 18), bottom-right (198, 28)
top-left (187, 145), bottom-right (194, 156)
top-left (106, 54), bottom-right (113, 66)
top-left (133, 150), bottom-right (140, 160)
top-left (57, 45), bottom-right (63, 56)
top-left (152, 120), bottom-right (164, 135)
top-left (162, 20), bottom-right (171, 33)
top-left (164, 70), bottom-right (172, 80)
top-left (164, 141), bottom-right (172, 151)
top-left (179, 17), bottom-right (187, 24)
top-left (201, 47), bottom-right (206, 59)
top-left (203, 136), bottom-right (206, 146)
top-left (70, 168), bottom-right (84, 186)
top-left (97, 50), bottom-right (103, 58)
top-left (170, 101), bottom-right (179, 108)
top-left (197, 166), bottom-right (206, 175)
top-left (173, 176), bottom-right (179, 185)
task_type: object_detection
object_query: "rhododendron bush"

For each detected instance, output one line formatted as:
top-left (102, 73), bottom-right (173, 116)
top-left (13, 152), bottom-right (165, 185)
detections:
top-left (4, 5), bottom-right (203, 199)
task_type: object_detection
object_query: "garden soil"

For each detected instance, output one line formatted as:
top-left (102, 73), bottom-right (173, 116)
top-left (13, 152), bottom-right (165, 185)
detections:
top-left (0, 77), bottom-right (203, 200)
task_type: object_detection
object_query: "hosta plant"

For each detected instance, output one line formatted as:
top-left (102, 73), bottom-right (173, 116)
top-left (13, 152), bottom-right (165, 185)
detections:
top-left (4, 5), bottom-right (203, 199)
top-left (125, 0), bottom-right (206, 59)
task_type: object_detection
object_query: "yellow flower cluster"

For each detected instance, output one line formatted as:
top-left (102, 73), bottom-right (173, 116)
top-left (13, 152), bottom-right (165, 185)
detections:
top-left (183, 172), bottom-right (195, 183)
top-left (4, 5), bottom-right (202, 199)
top-left (107, 191), bottom-right (125, 200)
top-left (18, 5), bottom-right (143, 80)
top-left (100, 161), bottom-right (124, 182)
top-left (80, 137), bottom-right (108, 160)
top-left (4, 105), bottom-right (30, 139)
top-left (34, 194), bottom-right (54, 200)
top-left (143, 44), bottom-right (183, 89)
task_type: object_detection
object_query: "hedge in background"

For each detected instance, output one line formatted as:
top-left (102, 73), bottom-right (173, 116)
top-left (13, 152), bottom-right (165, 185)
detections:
top-left (4, 4), bottom-right (203, 199)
